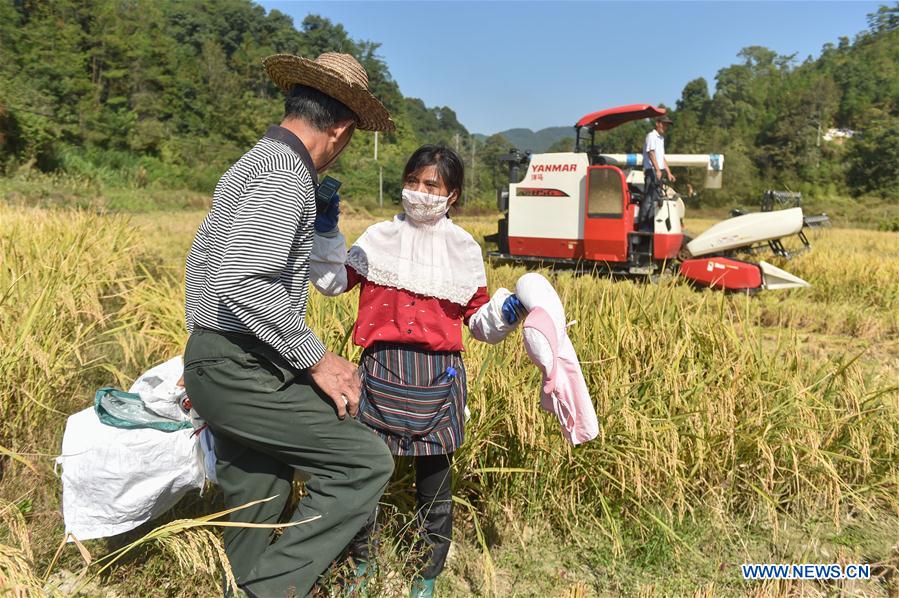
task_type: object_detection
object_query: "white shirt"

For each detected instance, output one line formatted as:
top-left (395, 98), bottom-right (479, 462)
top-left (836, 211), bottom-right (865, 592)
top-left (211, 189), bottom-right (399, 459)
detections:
top-left (643, 129), bottom-right (666, 172)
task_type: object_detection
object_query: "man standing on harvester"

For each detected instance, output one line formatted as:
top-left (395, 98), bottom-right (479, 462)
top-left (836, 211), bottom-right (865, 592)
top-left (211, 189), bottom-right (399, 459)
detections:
top-left (640, 114), bottom-right (675, 230)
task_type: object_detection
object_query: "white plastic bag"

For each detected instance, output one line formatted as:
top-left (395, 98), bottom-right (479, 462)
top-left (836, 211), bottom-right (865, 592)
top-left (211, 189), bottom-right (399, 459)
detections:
top-left (57, 356), bottom-right (213, 541)
top-left (128, 356), bottom-right (190, 422)
top-left (57, 408), bottom-right (204, 541)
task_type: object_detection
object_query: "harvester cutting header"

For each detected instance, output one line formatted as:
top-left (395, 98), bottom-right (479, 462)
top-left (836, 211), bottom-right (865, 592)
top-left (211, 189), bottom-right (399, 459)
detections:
top-left (486, 104), bottom-right (812, 292)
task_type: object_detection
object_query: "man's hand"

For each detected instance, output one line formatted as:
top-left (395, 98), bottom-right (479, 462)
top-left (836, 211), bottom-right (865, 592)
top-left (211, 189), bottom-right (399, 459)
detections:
top-left (655, 168), bottom-right (662, 181)
top-left (308, 350), bottom-right (361, 419)
top-left (314, 194), bottom-right (340, 233)
top-left (666, 170), bottom-right (677, 183)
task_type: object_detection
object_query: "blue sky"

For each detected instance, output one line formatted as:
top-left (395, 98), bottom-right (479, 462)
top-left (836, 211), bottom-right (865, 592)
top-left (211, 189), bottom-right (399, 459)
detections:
top-left (258, 1), bottom-right (881, 134)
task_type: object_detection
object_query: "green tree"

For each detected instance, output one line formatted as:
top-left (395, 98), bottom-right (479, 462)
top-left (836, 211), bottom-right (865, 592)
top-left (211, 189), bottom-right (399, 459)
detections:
top-left (1, 0), bottom-right (897, 204)
top-left (847, 120), bottom-right (899, 197)
top-left (545, 137), bottom-right (574, 153)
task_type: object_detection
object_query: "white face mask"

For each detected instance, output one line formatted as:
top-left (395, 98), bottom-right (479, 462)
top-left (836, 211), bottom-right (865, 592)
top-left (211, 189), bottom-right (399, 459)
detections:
top-left (402, 188), bottom-right (451, 224)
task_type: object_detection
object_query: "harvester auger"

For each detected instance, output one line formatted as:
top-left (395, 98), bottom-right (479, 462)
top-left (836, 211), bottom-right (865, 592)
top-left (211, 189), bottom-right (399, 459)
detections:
top-left (485, 104), bottom-right (812, 292)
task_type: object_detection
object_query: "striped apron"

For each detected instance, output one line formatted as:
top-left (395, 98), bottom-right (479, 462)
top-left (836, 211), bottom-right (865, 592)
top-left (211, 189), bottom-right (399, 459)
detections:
top-left (358, 342), bottom-right (467, 457)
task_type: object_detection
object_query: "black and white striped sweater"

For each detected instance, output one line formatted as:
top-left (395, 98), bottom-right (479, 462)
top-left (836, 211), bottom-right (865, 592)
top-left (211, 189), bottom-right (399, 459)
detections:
top-left (184, 125), bottom-right (326, 369)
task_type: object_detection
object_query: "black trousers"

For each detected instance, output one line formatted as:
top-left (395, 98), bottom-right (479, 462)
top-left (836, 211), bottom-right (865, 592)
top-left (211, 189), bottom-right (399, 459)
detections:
top-left (350, 453), bottom-right (454, 579)
top-left (639, 168), bottom-right (660, 231)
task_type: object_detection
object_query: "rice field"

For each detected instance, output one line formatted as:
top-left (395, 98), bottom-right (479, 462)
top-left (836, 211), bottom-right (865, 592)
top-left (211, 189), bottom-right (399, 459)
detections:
top-left (1, 203), bottom-right (897, 596)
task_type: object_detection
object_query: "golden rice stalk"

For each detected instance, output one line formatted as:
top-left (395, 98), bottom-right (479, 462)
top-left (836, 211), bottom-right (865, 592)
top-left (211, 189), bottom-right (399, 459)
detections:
top-left (0, 543), bottom-right (46, 597)
top-left (75, 496), bottom-right (319, 595)
top-left (0, 497), bottom-right (56, 597)
top-left (0, 445), bottom-right (38, 476)
top-left (42, 532), bottom-right (92, 585)
top-left (453, 495), bottom-right (496, 595)
top-left (156, 527), bottom-right (236, 594)
top-left (558, 581), bottom-right (588, 598)
top-left (0, 498), bottom-right (32, 563)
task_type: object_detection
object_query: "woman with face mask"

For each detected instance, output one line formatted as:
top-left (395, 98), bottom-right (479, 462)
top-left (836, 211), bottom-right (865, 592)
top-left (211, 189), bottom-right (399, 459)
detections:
top-left (310, 144), bottom-right (525, 597)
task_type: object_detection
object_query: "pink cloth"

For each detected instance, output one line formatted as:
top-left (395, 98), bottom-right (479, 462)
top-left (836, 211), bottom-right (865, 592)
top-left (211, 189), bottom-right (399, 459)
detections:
top-left (522, 307), bottom-right (599, 446)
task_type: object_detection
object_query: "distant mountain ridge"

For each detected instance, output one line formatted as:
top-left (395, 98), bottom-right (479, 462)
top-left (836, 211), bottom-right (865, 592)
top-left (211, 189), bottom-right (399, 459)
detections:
top-left (476, 126), bottom-right (574, 153)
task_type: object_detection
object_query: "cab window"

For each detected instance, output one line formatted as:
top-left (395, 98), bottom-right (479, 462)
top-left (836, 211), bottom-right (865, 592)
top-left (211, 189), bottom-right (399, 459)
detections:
top-left (587, 167), bottom-right (624, 218)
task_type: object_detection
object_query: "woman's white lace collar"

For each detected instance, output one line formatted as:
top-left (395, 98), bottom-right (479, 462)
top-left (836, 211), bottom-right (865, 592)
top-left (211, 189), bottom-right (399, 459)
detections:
top-left (346, 214), bottom-right (486, 305)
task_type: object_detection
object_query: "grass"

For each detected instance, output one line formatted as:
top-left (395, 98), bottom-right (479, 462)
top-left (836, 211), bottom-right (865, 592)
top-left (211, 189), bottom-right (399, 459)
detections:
top-left (690, 193), bottom-right (899, 231)
top-left (0, 203), bottom-right (897, 596)
top-left (3, 168), bottom-right (898, 227)
top-left (0, 171), bottom-right (212, 212)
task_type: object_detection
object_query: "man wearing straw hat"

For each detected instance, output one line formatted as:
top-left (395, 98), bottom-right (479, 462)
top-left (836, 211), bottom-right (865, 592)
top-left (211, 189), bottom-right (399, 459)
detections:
top-left (182, 52), bottom-right (395, 596)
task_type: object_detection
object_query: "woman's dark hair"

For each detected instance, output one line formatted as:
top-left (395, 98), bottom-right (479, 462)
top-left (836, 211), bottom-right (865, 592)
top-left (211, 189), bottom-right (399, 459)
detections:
top-left (285, 84), bottom-right (357, 131)
top-left (402, 144), bottom-right (464, 199)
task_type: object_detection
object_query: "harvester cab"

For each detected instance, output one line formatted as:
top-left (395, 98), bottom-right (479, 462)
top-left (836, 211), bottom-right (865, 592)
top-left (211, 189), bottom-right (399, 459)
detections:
top-left (486, 104), bottom-right (811, 292)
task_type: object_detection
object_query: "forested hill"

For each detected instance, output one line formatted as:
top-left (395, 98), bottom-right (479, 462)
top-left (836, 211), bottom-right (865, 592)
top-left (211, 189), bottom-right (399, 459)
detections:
top-left (664, 5), bottom-right (899, 203)
top-left (0, 1), bottom-right (897, 208)
top-left (486, 5), bottom-right (899, 204)
top-left (484, 127), bottom-right (573, 154)
top-left (0, 0), bottom-right (506, 205)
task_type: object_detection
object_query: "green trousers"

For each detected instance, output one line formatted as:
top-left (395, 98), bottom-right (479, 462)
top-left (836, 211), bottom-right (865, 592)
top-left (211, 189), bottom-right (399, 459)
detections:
top-left (183, 327), bottom-right (394, 597)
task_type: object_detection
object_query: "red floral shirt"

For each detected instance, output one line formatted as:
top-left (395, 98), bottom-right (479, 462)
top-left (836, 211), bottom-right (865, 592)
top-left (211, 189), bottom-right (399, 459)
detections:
top-left (344, 266), bottom-right (489, 351)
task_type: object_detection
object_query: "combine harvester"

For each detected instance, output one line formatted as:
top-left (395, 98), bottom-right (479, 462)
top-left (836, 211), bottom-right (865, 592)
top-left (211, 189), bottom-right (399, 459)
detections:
top-left (486, 104), bottom-right (812, 292)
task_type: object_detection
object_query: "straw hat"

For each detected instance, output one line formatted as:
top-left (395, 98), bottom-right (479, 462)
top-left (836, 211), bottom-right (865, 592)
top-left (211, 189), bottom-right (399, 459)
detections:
top-left (263, 52), bottom-right (395, 132)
